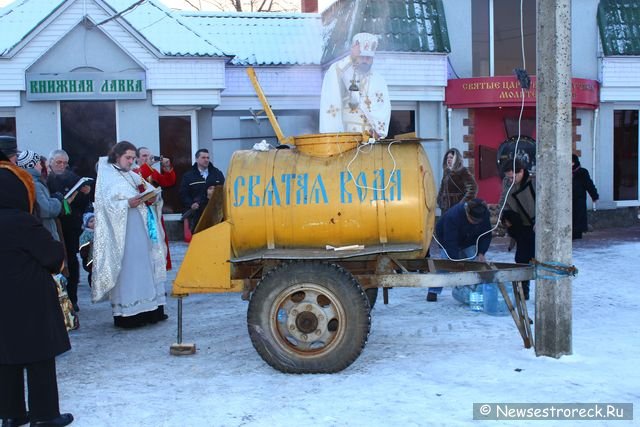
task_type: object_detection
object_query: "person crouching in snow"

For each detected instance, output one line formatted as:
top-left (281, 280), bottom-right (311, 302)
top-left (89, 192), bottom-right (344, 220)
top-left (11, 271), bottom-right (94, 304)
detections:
top-left (79, 212), bottom-right (95, 287)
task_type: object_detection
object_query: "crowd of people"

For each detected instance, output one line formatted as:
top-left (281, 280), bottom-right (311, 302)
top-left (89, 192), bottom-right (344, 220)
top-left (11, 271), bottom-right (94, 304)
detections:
top-left (0, 136), bottom-right (226, 427)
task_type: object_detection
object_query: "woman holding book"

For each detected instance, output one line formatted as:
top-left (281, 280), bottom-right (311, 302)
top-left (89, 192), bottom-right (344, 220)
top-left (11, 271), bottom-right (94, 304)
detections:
top-left (16, 150), bottom-right (62, 241)
top-left (92, 141), bottom-right (168, 329)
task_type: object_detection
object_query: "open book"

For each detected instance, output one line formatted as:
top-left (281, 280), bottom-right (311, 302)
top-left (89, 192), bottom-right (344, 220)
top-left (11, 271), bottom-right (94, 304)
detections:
top-left (135, 186), bottom-right (162, 203)
top-left (64, 177), bottom-right (94, 199)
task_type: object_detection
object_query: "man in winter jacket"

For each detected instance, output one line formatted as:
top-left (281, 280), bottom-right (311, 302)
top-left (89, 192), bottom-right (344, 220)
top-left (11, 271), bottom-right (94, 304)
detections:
top-left (427, 199), bottom-right (492, 302)
top-left (499, 160), bottom-right (535, 299)
top-left (179, 149), bottom-right (224, 232)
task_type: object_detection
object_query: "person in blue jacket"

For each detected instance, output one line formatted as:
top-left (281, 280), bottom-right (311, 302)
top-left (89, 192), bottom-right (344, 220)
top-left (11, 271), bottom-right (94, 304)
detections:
top-left (426, 198), bottom-right (492, 302)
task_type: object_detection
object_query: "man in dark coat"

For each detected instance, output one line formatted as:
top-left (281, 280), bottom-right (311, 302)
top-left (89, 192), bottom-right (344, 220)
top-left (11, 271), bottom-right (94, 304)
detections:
top-left (427, 198), bottom-right (492, 302)
top-left (47, 149), bottom-right (92, 311)
top-left (499, 160), bottom-right (535, 299)
top-left (0, 159), bottom-right (73, 427)
top-left (572, 154), bottom-right (599, 240)
top-left (179, 148), bottom-right (225, 233)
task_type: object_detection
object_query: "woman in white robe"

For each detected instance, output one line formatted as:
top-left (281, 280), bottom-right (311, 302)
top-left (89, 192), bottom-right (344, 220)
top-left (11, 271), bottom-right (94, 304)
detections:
top-left (92, 141), bottom-right (167, 328)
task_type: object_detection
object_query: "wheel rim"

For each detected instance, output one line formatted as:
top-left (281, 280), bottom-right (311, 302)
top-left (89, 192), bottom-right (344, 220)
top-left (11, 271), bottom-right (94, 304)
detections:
top-left (270, 283), bottom-right (348, 357)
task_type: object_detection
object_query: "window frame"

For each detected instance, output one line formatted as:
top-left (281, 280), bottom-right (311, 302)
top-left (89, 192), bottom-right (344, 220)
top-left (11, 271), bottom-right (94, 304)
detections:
top-left (612, 108), bottom-right (640, 206)
top-left (472, 0), bottom-right (536, 77)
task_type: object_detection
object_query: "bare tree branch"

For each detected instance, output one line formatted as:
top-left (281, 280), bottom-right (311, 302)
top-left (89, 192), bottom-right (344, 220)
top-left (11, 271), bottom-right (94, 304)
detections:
top-left (166, 0), bottom-right (298, 12)
top-left (184, 0), bottom-right (201, 10)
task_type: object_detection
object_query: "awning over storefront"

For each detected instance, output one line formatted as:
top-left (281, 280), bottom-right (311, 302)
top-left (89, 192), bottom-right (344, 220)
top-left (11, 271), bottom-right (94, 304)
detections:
top-left (445, 76), bottom-right (599, 109)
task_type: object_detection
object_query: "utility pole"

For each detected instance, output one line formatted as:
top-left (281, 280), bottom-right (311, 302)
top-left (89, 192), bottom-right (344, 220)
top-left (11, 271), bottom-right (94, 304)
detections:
top-left (535, 0), bottom-right (573, 357)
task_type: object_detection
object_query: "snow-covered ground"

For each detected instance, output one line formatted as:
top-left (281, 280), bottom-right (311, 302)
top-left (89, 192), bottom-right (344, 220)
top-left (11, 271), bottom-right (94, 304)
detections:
top-left (57, 226), bottom-right (639, 426)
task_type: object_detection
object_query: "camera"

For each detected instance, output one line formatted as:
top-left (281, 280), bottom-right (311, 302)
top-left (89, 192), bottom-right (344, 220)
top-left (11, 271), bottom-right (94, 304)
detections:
top-left (152, 155), bottom-right (162, 162)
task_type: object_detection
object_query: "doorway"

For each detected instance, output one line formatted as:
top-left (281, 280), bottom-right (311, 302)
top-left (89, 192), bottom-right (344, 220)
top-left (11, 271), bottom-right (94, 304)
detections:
top-left (159, 113), bottom-right (197, 215)
top-left (60, 101), bottom-right (116, 178)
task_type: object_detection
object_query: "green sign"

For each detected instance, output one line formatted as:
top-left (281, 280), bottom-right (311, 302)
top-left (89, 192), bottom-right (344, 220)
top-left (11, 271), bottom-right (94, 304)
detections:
top-left (25, 72), bottom-right (146, 101)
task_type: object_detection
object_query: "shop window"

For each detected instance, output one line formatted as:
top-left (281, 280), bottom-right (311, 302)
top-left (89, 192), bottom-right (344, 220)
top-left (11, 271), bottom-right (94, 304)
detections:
top-left (388, 110), bottom-right (415, 139)
top-left (613, 110), bottom-right (639, 201)
top-left (60, 101), bottom-right (116, 178)
top-left (0, 117), bottom-right (16, 136)
top-left (472, 0), bottom-right (536, 77)
top-left (159, 115), bottom-right (192, 214)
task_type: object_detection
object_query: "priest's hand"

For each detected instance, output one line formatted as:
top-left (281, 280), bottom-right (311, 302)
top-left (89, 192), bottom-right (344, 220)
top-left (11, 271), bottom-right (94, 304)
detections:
top-left (128, 196), bottom-right (143, 208)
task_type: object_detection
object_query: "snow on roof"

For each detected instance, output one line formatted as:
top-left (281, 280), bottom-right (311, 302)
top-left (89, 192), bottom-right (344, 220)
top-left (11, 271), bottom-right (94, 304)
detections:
top-left (0, 0), bottom-right (228, 57)
top-left (104, 0), bottom-right (227, 57)
top-left (0, 0), bottom-right (66, 56)
top-left (176, 12), bottom-right (323, 65)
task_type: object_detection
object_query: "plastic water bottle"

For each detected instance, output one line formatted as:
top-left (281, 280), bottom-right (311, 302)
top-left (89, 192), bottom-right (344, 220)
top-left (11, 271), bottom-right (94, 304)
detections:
top-left (452, 286), bottom-right (471, 305)
top-left (469, 285), bottom-right (484, 312)
top-left (483, 283), bottom-right (514, 316)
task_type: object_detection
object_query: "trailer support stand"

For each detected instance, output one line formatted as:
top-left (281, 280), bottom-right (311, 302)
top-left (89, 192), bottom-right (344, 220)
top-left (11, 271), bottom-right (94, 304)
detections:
top-left (170, 296), bottom-right (197, 356)
top-left (500, 282), bottom-right (533, 348)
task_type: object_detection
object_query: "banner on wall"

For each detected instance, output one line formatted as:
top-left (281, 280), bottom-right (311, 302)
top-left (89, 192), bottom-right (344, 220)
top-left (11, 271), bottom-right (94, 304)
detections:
top-left (26, 72), bottom-right (146, 101)
top-left (445, 76), bottom-right (599, 109)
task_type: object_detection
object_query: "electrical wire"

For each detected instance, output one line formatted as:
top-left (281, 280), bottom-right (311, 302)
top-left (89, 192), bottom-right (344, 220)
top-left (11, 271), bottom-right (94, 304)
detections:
top-left (433, 0), bottom-right (528, 262)
top-left (96, 0), bottom-right (146, 27)
top-left (345, 138), bottom-right (398, 193)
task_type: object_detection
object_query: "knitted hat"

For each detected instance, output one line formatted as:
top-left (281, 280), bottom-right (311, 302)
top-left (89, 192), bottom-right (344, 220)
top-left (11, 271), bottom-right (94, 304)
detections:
top-left (465, 198), bottom-right (488, 223)
top-left (83, 212), bottom-right (95, 229)
top-left (16, 150), bottom-right (41, 169)
top-left (352, 33), bottom-right (379, 57)
top-left (0, 135), bottom-right (18, 157)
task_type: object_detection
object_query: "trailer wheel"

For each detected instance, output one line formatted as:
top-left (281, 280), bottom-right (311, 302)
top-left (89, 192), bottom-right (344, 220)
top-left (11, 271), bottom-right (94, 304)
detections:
top-left (247, 261), bottom-right (371, 373)
top-left (365, 288), bottom-right (379, 309)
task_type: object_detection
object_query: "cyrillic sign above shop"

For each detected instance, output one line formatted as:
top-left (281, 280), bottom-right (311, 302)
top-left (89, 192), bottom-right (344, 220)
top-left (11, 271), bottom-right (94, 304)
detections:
top-left (445, 76), bottom-right (599, 109)
top-left (25, 72), bottom-right (146, 101)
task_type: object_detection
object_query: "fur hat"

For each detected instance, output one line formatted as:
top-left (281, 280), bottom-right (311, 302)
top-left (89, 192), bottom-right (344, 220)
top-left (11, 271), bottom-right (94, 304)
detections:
top-left (465, 198), bottom-right (488, 223)
top-left (16, 150), bottom-right (41, 169)
top-left (0, 162), bottom-right (36, 213)
top-left (352, 33), bottom-right (379, 57)
top-left (0, 135), bottom-right (17, 158)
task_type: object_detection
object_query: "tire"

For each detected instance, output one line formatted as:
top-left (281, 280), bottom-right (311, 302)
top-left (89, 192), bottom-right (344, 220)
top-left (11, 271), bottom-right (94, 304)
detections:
top-left (365, 288), bottom-right (379, 309)
top-left (247, 261), bottom-right (371, 374)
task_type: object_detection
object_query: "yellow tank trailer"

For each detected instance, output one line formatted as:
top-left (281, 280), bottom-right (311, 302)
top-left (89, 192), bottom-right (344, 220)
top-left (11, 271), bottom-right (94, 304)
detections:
top-left (172, 69), bottom-right (535, 373)
top-left (173, 135), bottom-right (436, 370)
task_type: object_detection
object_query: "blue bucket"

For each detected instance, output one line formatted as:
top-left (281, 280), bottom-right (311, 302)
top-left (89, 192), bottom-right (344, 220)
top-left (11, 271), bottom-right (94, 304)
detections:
top-left (482, 283), bottom-right (514, 316)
